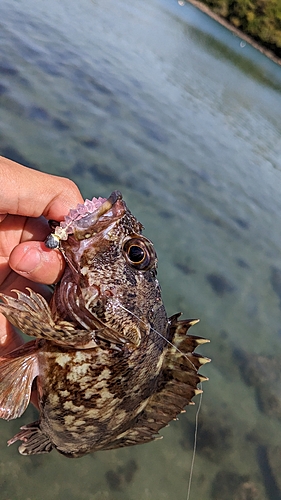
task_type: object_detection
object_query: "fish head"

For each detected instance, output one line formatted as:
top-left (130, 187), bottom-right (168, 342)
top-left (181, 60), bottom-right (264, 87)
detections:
top-left (48, 191), bottom-right (166, 346)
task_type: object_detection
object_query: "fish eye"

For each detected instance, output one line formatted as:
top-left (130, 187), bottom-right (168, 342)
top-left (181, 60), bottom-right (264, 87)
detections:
top-left (127, 245), bottom-right (145, 264)
top-left (123, 237), bottom-right (156, 271)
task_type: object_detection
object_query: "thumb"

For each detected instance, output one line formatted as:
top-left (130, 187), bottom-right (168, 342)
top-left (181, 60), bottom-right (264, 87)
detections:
top-left (9, 241), bottom-right (65, 285)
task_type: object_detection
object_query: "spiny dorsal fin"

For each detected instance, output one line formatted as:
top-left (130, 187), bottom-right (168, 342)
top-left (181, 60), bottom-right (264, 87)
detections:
top-left (101, 313), bottom-right (210, 450)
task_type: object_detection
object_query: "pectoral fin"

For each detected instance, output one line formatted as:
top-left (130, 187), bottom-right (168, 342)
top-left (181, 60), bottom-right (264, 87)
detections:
top-left (0, 289), bottom-right (99, 348)
top-left (0, 340), bottom-right (39, 420)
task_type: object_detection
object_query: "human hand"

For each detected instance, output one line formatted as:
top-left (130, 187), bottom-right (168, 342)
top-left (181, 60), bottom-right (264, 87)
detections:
top-left (0, 156), bottom-right (83, 355)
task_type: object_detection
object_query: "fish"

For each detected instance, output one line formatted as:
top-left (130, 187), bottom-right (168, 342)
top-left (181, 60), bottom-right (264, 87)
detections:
top-left (0, 191), bottom-right (210, 458)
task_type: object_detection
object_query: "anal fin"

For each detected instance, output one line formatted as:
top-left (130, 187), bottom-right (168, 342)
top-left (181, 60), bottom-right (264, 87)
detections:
top-left (0, 340), bottom-right (39, 420)
top-left (8, 421), bottom-right (53, 455)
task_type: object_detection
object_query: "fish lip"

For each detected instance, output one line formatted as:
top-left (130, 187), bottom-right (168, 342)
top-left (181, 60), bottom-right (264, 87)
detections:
top-left (45, 191), bottom-right (126, 247)
top-left (105, 190), bottom-right (123, 209)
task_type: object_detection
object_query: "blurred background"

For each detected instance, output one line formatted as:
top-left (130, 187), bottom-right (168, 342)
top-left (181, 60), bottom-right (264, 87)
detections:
top-left (0, 0), bottom-right (281, 498)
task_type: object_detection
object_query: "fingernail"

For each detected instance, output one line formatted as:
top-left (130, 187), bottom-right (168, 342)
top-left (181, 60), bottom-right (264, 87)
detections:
top-left (15, 247), bottom-right (42, 273)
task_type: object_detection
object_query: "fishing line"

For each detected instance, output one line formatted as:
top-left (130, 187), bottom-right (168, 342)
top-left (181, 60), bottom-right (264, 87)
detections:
top-left (117, 301), bottom-right (204, 500)
top-left (186, 384), bottom-right (203, 500)
top-left (117, 303), bottom-right (197, 371)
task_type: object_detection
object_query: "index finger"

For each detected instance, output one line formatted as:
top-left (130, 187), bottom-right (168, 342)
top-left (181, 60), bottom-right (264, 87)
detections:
top-left (0, 157), bottom-right (84, 220)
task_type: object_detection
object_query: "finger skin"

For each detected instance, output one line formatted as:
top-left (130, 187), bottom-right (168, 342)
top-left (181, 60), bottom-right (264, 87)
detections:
top-left (9, 241), bottom-right (65, 284)
top-left (0, 157), bottom-right (84, 282)
top-left (0, 157), bottom-right (84, 354)
top-left (0, 156), bottom-right (83, 220)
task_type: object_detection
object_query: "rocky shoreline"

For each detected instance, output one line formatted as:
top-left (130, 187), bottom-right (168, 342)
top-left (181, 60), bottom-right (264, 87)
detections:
top-left (186, 0), bottom-right (281, 67)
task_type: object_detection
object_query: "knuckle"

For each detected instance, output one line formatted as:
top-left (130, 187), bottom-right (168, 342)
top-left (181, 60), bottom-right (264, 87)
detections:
top-left (62, 178), bottom-right (80, 196)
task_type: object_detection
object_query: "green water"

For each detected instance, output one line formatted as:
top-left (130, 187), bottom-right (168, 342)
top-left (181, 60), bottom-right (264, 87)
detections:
top-left (0, 0), bottom-right (281, 498)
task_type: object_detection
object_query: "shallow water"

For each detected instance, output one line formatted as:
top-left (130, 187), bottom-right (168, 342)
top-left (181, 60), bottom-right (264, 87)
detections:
top-left (1, 0), bottom-right (281, 498)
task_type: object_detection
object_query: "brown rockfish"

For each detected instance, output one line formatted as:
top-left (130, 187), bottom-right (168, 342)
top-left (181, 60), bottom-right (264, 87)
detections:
top-left (0, 191), bottom-right (209, 457)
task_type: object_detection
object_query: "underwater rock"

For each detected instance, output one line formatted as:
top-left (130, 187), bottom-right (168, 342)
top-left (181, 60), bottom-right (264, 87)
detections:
top-left (234, 349), bottom-right (281, 419)
top-left (257, 445), bottom-right (281, 499)
top-left (105, 459), bottom-right (138, 490)
top-left (270, 267), bottom-right (281, 304)
top-left (264, 445), bottom-right (281, 496)
top-left (236, 258), bottom-right (250, 269)
top-left (233, 217), bottom-right (250, 229)
top-left (180, 407), bottom-right (233, 462)
top-left (52, 118), bottom-right (70, 131)
top-left (0, 83), bottom-right (7, 95)
top-left (234, 481), bottom-right (262, 500)
top-left (175, 261), bottom-right (196, 275)
top-left (28, 106), bottom-right (51, 121)
top-left (0, 61), bottom-right (19, 76)
top-left (211, 471), bottom-right (262, 500)
top-left (80, 137), bottom-right (100, 148)
top-left (206, 273), bottom-right (235, 296)
top-left (72, 162), bottom-right (119, 184)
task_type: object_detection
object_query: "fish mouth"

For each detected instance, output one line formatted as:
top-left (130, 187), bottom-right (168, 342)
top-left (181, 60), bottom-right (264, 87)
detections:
top-left (73, 190), bottom-right (125, 241)
top-left (46, 191), bottom-right (126, 244)
top-left (74, 191), bottom-right (123, 232)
